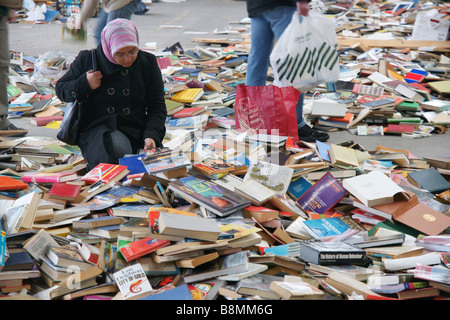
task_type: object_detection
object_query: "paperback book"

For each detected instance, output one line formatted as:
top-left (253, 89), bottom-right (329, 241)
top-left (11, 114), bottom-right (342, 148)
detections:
top-left (141, 151), bottom-right (191, 174)
top-left (168, 175), bottom-right (251, 217)
top-left (297, 172), bottom-right (347, 214)
top-left (300, 240), bottom-right (368, 266)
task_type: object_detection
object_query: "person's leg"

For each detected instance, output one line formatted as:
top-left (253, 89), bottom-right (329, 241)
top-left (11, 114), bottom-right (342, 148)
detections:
top-left (106, 0), bottom-right (140, 23)
top-left (94, 8), bottom-right (108, 45)
top-left (0, 14), bottom-right (27, 136)
top-left (0, 14), bottom-right (10, 128)
top-left (245, 14), bottom-right (275, 86)
top-left (106, 130), bottom-right (133, 160)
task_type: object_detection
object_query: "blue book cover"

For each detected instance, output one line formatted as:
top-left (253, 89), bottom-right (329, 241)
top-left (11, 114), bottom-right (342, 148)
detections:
top-left (296, 172), bottom-right (346, 214)
top-left (0, 216), bottom-right (6, 268)
top-left (316, 140), bottom-right (331, 162)
top-left (287, 176), bottom-right (312, 200)
top-left (119, 154), bottom-right (147, 177)
top-left (302, 216), bottom-right (366, 240)
top-left (139, 284), bottom-right (193, 300)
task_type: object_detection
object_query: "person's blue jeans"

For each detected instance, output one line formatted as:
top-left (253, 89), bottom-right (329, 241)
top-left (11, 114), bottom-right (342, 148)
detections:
top-left (94, 0), bottom-right (141, 45)
top-left (245, 6), bottom-right (306, 128)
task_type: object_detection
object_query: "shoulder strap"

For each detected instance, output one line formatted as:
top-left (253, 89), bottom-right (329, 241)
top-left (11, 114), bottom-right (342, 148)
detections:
top-left (91, 49), bottom-right (97, 72)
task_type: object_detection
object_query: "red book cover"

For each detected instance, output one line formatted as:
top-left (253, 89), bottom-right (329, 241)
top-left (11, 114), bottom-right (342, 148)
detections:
top-left (385, 124), bottom-right (415, 134)
top-left (157, 56), bottom-right (172, 70)
top-left (171, 106), bottom-right (206, 119)
top-left (0, 176), bottom-right (28, 190)
top-left (48, 183), bottom-right (82, 201)
top-left (22, 172), bottom-right (78, 184)
top-left (81, 163), bottom-right (128, 184)
top-left (31, 115), bottom-right (64, 126)
top-left (119, 237), bottom-right (171, 262)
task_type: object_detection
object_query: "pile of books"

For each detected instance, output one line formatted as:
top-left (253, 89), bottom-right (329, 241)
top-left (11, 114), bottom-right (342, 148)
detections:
top-left (0, 0), bottom-right (449, 302)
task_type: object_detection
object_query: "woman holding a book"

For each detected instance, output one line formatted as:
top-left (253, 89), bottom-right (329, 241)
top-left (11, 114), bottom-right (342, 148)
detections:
top-left (56, 19), bottom-right (167, 171)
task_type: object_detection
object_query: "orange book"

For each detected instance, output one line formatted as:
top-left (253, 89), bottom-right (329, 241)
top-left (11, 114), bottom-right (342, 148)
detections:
top-left (0, 176), bottom-right (28, 190)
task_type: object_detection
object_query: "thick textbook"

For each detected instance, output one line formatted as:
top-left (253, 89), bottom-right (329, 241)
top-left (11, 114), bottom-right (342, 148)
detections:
top-left (168, 175), bottom-right (251, 217)
top-left (48, 183), bottom-right (82, 201)
top-left (0, 175), bottom-right (28, 190)
top-left (343, 170), bottom-right (407, 207)
top-left (300, 240), bottom-right (368, 266)
top-left (297, 172), bottom-right (347, 214)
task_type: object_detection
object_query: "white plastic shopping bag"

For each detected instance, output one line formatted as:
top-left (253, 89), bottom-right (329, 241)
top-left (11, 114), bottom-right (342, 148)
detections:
top-left (270, 11), bottom-right (340, 91)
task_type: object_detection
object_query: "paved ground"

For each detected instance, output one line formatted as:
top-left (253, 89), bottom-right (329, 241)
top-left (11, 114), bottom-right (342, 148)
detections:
top-left (7, 0), bottom-right (450, 158)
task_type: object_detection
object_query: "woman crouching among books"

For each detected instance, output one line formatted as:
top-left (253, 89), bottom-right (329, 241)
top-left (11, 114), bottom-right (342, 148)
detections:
top-left (56, 19), bottom-right (167, 171)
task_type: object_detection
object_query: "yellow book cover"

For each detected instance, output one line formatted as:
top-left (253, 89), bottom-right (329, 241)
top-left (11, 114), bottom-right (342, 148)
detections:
top-left (171, 88), bottom-right (204, 103)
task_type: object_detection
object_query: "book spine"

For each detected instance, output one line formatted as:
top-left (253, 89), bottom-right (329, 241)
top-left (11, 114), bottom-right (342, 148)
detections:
top-left (318, 251), bottom-right (366, 265)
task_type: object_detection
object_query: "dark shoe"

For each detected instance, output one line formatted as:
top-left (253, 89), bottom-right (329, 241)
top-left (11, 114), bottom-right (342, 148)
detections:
top-left (298, 124), bottom-right (329, 142)
top-left (0, 123), bottom-right (28, 137)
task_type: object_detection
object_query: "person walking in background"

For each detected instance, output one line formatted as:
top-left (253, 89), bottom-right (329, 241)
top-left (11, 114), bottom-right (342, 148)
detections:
top-left (245, 0), bottom-right (329, 143)
top-left (76, 0), bottom-right (142, 45)
top-left (0, 4), bottom-right (28, 137)
top-left (56, 19), bottom-right (167, 171)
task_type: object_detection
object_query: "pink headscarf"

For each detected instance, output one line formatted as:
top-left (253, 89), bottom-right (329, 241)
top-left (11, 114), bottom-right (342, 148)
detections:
top-left (101, 18), bottom-right (139, 64)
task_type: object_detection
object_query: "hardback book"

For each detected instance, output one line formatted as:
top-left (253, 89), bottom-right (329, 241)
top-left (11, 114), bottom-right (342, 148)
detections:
top-left (22, 172), bottom-right (78, 184)
top-left (182, 251), bottom-right (249, 283)
top-left (171, 88), bottom-right (204, 103)
top-left (157, 211), bottom-right (222, 241)
top-left (296, 172), bottom-right (347, 214)
top-left (269, 279), bottom-right (325, 300)
top-left (48, 183), bottom-right (82, 202)
top-left (301, 216), bottom-right (366, 242)
top-left (168, 175), bottom-right (251, 217)
top-left (141, 151), bottom-right (191, 174)
top-left (342, 170), bottom-right (408, 207)
top-left (2, 251), bottom-right (34, 271)
top-left (0, 175), bottom-right (28, 190)
top-left (72, 216), bottom-right (123, 229)
top-left (119, 237), bottom-right (171, 262)
top-left (287, 176), bottom-right (312, 201)
top-left (81, 163), bottom-right (128, 184)
top-left (46, 246), bottom-right (94, 270)
top-left (171, 106), bottom-right (206, 119)
top-left (385, 124), bottom-right (415, 135)
top-left (406, 167), bottom-right (450, 194)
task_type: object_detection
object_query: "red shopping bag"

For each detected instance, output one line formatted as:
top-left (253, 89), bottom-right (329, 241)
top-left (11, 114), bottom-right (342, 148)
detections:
top-left (234, 85), bottom-right (300, 142)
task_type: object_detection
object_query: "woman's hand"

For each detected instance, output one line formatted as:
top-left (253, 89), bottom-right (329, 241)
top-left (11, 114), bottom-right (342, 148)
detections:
top-left (296, 1), bottom-right (310, 16)
top-left (86, 70), bottom-right (103, 90)
top-left (144, 138), bottom-right (156, 149)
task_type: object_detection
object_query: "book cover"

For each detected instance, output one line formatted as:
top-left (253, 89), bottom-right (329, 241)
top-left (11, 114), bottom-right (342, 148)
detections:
top-left (0, 216), bottom-right (7, 270)
top-left (244, 161), bottom-right (294, 195)
top-left (300, 240), bottom-right (368, 266)
top-left (22, 172), bottom-right (78, 184)
top-left (287, 176), bottom-right (312, 200)
top-left (297, 172), bottom-right (347, 214)
top-left (192, 157), bottom-right (235, 176)
top-left (168, 175), bottom-right (251, 217)
top-left (165, 99), bottom-right (184, 115)
top-left (301, 216), bottom-right (366, 241)
top-left (119, 237), bottom-right (171, 262)
top-left (141, 151), bottom-right (191, 174)
top-left (209, 116), bottom-right (235, 129)
top-left (48, 183), bottom-right (82, 201)
top-left (407, 167), bottom-right (450, 194)
top-left (81, 163), bottom-right (128, 184)
top-left (0, 176), bottom-right (28, 190)
top-left (113, 263), bottom-right (153, 300)
top-left (168, 114), bottom-right (209, 129)
top-left (171, 106), bottom-right (206, 119)
top-left (171, 88), bottom-right (204, 103)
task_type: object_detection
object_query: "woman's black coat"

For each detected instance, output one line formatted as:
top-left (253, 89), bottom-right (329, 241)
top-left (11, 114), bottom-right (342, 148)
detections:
top-left (55, 44), bottom-right (167, 170)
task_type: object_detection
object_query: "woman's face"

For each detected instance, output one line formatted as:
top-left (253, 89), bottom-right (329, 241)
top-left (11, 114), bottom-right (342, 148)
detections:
top-left (113, 46), bottom-right (139, 68)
